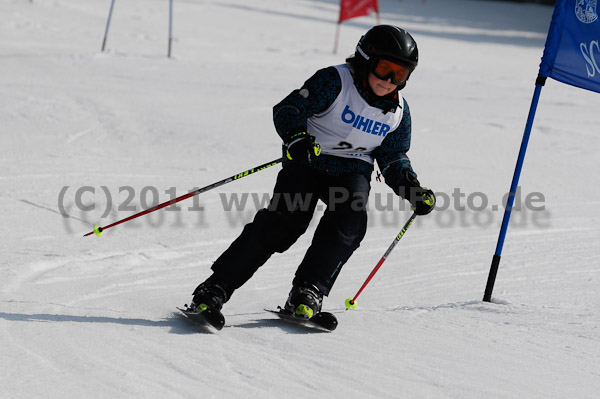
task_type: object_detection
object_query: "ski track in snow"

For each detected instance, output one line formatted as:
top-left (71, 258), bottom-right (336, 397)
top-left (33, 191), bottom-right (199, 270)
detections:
top-left (1, 0), bottom-right (600, 398)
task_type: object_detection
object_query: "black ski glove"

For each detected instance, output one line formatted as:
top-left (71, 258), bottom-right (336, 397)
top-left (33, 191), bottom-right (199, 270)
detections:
top-left (403, 171), bottom-right (435, 216)
top-left (409, 187), bottom-right (436, 216)
top-left (285, 132), bottom-right (321, 163)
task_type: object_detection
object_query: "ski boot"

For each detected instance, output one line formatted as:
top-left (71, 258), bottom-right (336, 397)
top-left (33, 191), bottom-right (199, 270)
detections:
top-left (190, 281), bottom-right (228, 312)
top-left (284, 282), bottom-right (323, 319)
top-left (183, 281), bottom-right (229, 330)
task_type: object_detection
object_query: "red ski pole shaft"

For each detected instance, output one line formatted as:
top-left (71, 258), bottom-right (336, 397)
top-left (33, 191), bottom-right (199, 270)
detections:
top-left (350, 257), bottom-right (386, 305)
top-left (83, 158), bottom-right (282, 237)
top-left (346, 212), bottom-right (417, 309)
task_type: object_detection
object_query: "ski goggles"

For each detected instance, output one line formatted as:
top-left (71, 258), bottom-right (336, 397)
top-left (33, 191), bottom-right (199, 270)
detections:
top-left (371, 59), bottom-right (411, 85)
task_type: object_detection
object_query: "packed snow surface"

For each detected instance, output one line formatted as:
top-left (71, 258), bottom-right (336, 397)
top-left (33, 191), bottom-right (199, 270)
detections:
top-left (1, 0), bottom-right (599, 398)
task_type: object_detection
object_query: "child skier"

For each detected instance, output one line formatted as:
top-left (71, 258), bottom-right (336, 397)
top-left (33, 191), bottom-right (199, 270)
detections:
top-left (189, 25), bottom-right (435, 320)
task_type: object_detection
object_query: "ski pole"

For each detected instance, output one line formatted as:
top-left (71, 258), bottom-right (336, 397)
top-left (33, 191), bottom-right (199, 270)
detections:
top-left (83, 158), bottom-right (282, 237)
top-left (345, 212), bottom-right (417, 310)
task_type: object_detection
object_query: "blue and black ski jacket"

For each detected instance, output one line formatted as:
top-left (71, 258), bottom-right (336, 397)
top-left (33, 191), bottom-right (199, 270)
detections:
top-left (273, 65), bottom-right (419, 199)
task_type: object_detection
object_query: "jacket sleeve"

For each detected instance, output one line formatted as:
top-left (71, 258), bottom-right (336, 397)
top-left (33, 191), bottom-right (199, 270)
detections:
top-left (373, 98), bottom-right (419, 200)
top-left (273, 66), bottom-right (342, 143)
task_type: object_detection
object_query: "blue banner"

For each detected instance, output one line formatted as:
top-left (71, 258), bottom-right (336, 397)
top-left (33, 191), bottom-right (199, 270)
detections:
top-left (539, 0), bottom-right (600, 93)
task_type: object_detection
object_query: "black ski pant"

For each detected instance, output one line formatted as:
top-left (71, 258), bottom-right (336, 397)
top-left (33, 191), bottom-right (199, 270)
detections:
top-left (208, 163), bottom-right (370, 297)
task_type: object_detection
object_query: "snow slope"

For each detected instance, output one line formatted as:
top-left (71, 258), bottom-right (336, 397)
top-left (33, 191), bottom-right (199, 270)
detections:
top-left (1, 0), bottom-right (599, 398)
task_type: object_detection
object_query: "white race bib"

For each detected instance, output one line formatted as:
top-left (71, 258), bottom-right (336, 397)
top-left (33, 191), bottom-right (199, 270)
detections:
top-left (307, 64), bottom-right (403, 164)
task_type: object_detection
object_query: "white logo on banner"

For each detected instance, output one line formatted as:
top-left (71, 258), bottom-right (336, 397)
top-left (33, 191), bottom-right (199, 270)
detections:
top-left (580, 40), bottom-right (600, 76)
top-left (576, 0), bottom-right (598, 24)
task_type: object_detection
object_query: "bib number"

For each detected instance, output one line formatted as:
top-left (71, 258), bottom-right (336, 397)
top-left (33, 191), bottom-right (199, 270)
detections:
top-left (332, 141), bottom-right (367, 152)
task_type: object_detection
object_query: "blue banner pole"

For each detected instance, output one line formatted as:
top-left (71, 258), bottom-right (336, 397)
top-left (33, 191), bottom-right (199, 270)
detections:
top-left (483, 76), bottom-right (546, 302)
top-left (101, 0), bottom-right (116, 52)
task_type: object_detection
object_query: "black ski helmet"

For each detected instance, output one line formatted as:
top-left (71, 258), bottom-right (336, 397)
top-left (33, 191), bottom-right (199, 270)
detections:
top-left (352, 25), bottom-right (418, 89)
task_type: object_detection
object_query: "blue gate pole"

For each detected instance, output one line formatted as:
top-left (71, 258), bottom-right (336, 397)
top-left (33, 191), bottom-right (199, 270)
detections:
top-left (483, 76), bottom-right (546, 302)
top-left (101, 0), bottom-right (116, 52)
top-left (168, 0), bottom-right (173, 57)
